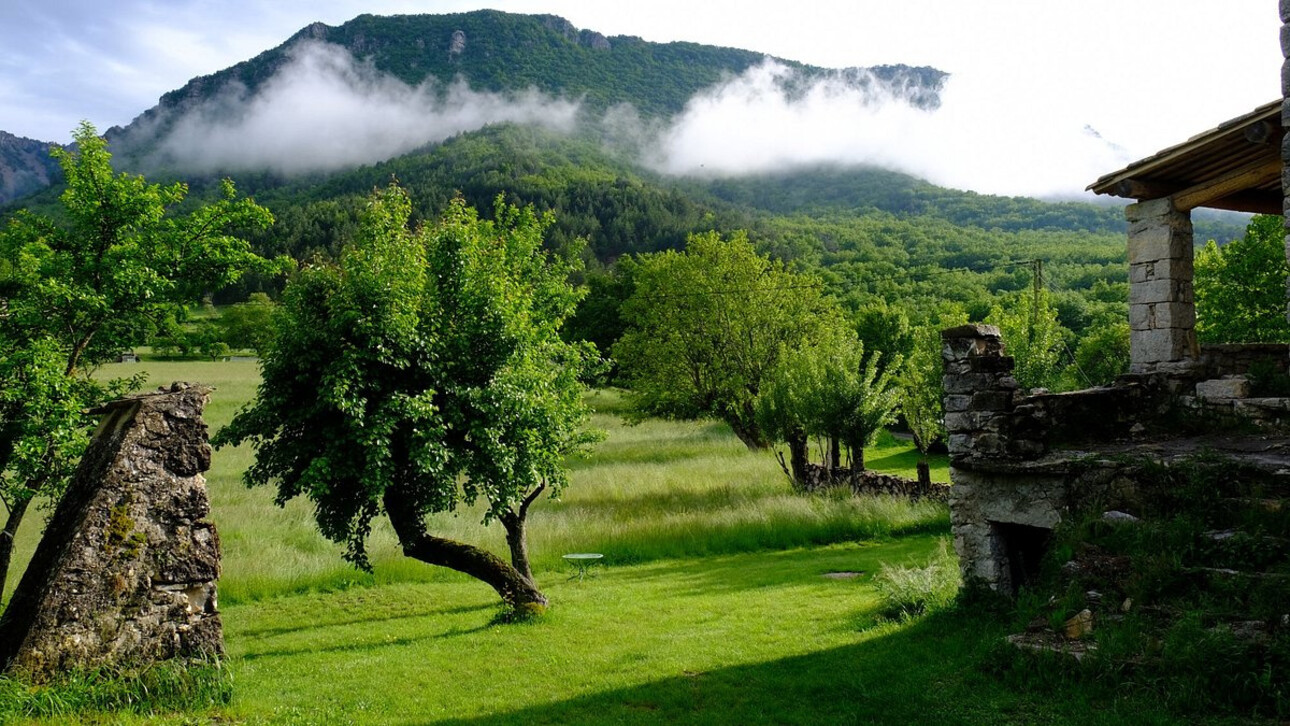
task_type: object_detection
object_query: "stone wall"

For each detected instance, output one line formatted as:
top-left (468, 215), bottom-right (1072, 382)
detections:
top-left (1283, 0), bottom-right (1290, 311)
top-left (795, 464), bottom-right (949, 503)
top-left (0, 384), bottom-right (222, 681)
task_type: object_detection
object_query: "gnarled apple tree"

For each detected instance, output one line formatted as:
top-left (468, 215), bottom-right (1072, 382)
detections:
top-left (216, 187), bottom-right (598, 612)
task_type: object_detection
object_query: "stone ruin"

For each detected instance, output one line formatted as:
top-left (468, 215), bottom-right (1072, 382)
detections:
top-left (942, 324), bottom-right (1290, 593)
top-left (942, 1), bottom-right (1290, 595)
top-left (0, 383), bottom-right (222, 681)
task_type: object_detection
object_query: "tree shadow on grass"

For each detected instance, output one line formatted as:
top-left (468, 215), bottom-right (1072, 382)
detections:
top-left (576, 542), bottom-right (933, 600)
top-left (429, 611), bottom-right (1178, 726)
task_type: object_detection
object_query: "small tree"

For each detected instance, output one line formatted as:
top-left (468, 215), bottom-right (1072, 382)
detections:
top-left (218, 292), bottom-right (277, 353)
top-left (216, 188), bottom-right (598, 613)
top-left (0, 122), bottom-right (274, 595)
top-left (900, 304), bottom-right (968, 454)
top-left (614, 231), bottom-right (837, 449)
top-left (1195, 214), bottom-right (1290, 344)
top-left (986, 288), bottom-right (1068, 392)
top-left (757, 332), bottom-right (901, 486)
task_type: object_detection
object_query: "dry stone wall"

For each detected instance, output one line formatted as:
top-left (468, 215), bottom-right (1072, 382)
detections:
top-left (0, 384), bottom-right (222, 681)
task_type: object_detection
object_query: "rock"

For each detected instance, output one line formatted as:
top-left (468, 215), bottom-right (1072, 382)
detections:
top-left (1102, 510), bottom-right (1140, 524)
top-left (1195, 376), bottom-right (1251, 401)
top-left (0, 385), bottom-right (222, 681)
top-left (1064, 609), bottom-right (1094, 639)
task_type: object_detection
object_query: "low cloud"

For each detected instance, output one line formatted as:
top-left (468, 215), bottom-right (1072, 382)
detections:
top-left (640, 60), bottom-right (1133, 199)
top-left (153, 40), bottom-right (581, 175)
top-left (152, 45), bottom-right (1131, 199)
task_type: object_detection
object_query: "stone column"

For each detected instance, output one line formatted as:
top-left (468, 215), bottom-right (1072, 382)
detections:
top-left (0, 384), bottom-right (222, 681)
top-left (941, 324), bottom-right (1017, 460)
top-left (1282, 0), bottom-right (1290, 322)
top-left (1127, 198), bottom-right (1197, 373)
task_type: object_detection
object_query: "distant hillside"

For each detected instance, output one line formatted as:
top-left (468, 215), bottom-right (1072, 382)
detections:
top-left (103, 10), bottom-right (945, 165)
top-left (0, 131), bottom-right (60, 205)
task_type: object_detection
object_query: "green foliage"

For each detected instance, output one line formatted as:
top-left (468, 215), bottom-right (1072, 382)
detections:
top-left (987, 287), bottom-right (1071, 391)
top-left (218, 292), bottom-right (277, 353)
top-left (758, 332), bottom-right (902, 469)
top-left (901, 304), bottom-right (968, 453)
top-left (873, 538), bottom-right (961, 619)
top-left (1066, 317), bottom-right (1129, 387)
top-left (216, 187), bottom-right (599, 571)
top-left (1195, 214), bottom-right (1290, 344)
top-left (613, 230), bottom-right (842, 449)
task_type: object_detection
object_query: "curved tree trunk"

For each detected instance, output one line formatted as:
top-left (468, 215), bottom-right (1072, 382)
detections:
top-left (728, 418), bottom-right (769, 451)
top-left (383, 488), bottom-right (547, 610)
top-left (499, 482), bottom-right (546, 584)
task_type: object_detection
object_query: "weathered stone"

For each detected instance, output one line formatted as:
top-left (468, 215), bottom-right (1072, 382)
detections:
top-left (1130, 256), bottom-right (1193, 285)
top-left (1129, 303), bottom-right (1152, 331)
top-left (1128, 279), bottom-right (1184, 305)
top-left (1196, 377), bottom-right (1251, 401)
top-left (943, 394), bottom-right (973, 413)
top-left (970, 390), bottom-right (1017, 411)
top-left (1151, 302), bottom-right (1196, 329)
top-left (1125, 197), bottom-right (1177, 223)
top-left (941, 323), bottom-right (1001, 341)
top-left (1131, 327), bottom-right (1194, 366)
top-left (1282, 0), bottom-right (1290, 24)
top-left (1282, 22), bottom-right (1290, 57)
top-left (0, 384), bottom-right (222, 681)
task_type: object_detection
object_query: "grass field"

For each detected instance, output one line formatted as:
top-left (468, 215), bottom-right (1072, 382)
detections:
top-left (0, 361), bottom-right (1222, 724)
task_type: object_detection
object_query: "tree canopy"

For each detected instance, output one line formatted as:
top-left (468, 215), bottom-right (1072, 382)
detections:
top-left (216, 187), bottom-right (598, 612)
top-left (613, 230), bottom-right (842, 449)
top-left (1195, 214), bottom-right (1290, 345)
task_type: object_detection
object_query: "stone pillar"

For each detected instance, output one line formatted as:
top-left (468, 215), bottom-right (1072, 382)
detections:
top-left (941, 324), bottom-right (1017, 460)
top-left (0, 384), bottom-right (222, 681)
top-left (1126, 198), bottom-right (1197, 373)
top-left (1282, 0), bottom-right (1290, 322)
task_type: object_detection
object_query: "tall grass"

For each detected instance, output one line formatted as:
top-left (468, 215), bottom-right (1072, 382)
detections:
top-left (9, 364), bottom-right (948, 605)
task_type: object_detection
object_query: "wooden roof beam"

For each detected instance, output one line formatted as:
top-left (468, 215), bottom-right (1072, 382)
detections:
top-left (1171, 156), bottom-right (1282, 211)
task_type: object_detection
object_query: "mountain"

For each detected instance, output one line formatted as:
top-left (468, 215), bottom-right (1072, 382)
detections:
top-left (0, 131), bottom-right (61, 205)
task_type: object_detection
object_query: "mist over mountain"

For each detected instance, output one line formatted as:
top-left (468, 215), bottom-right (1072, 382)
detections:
top-left (0, 131), bottom-right (62, 205)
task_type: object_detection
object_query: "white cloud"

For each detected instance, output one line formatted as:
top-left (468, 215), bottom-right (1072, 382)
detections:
top-left (644, 60), bottom-right (1133, 198)
top-left (153, 41), bottom-right (581, 175)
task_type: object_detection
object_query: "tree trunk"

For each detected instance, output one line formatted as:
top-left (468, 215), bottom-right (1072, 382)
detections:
top-left (0, 496), bottom-right (31, 601)
top-left (728, 419), bottom-right (769, 450)
top-left (500, 513), bottom-right (534, 585)
top-left (854, 445), bottom-right (865, 472)
top-left (383, 488), bottom-right (547, 611)
top-left (828, 436), bottom-right (841, 471)
top-left (788, 430), bottom-right (810, 488)
top-left (499, 482), bottom-right (545, 585)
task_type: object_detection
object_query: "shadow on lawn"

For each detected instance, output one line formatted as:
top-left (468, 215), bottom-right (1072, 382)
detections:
top-left (429, 611), bottom-right (1177, 726)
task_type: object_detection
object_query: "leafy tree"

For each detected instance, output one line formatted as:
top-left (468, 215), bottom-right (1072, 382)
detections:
top-left (0, 121), bottom-right (275, 594)
top-left (901, 304), bottom-right (968, 454)
top-left (986, 288), bottom-right (1069, 392)
top-left (1195, 214), bottom-right (1290, 344)
top-left (613, 231), bottom-right (840, 449)
top-left (757, 331), bottom-right (901, 485)
top-left (215, 188), bottom-right (598, 613)
top-left (218, 292), bottom-right (277, 353)
top-left (1065, 316), bottom-right (1129, 388)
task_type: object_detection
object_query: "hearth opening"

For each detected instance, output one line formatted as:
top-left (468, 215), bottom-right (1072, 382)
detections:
top-left (993, 521), bottom-right (1052, 594)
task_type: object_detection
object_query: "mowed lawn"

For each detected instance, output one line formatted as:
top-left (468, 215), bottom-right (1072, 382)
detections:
top-left (4, 362), bottom-right (1194, 724)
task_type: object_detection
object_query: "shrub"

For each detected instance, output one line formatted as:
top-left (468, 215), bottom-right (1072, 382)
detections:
top-left (873, 537), bottom-right (960, 618)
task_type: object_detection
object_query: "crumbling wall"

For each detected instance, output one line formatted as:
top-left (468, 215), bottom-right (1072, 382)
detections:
top-left (0, 383), bottom-right (221, 681)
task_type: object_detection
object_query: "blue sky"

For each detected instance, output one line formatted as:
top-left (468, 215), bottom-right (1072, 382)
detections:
top-left (0, 1), bottom-right (1279, 196)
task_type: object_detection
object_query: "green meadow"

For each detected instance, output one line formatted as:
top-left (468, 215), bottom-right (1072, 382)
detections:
top-left (0, 361), bottom-right (1208, 724)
